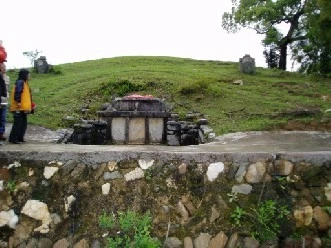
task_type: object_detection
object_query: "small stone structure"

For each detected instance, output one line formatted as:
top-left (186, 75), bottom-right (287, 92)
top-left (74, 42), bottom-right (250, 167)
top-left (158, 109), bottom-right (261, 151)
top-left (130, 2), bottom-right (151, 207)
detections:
top-left (166, 115), bottom-right (211, 146)
top-left (69, 95), bottom-right (215, 146)
top-left (239, 54), bottom-right (256, 74)
top-left (34, 56), bottom-right (51, 74)
top-left (72, 120), bottom-right (107, 145)
top-left (98, 95), bottom-right (171, 145)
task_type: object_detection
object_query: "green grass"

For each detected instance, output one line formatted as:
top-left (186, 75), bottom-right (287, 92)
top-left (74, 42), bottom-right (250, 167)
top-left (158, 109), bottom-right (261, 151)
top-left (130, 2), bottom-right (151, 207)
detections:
top-left (6, 56), bottom-right (331, 135)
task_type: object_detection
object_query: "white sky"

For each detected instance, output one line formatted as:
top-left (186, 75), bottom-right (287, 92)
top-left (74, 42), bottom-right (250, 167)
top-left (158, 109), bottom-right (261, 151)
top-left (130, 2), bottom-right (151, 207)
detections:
top-left (2, 0), bottom-right (268, 69)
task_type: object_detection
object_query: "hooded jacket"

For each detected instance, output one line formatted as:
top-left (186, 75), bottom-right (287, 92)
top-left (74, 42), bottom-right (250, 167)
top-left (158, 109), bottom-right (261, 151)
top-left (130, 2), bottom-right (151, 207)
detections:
top-left (9, 79), bottom-right (32, 112)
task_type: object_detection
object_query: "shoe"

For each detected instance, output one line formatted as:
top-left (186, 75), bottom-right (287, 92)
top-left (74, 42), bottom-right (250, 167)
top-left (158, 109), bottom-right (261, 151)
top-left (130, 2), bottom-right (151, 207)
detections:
top-left (18, 139), bottom-right (25, 142)
top-left (9, 140), bottom-right (21, 144)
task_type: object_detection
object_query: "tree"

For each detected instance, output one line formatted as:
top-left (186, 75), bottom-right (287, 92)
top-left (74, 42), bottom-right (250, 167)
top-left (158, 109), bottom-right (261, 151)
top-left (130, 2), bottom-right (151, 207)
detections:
top-left (222, 0), bottom-right (309, 71)
top-left (291, 0), bottom-right (331, 74)
top-left (23, 49), bottom-right (42, 67)
top-left (263, 45), bottom-right (280, 69)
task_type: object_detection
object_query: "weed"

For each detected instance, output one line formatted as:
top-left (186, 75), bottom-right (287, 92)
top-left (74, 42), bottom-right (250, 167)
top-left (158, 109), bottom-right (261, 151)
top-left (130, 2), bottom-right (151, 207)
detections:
top-left (231, 206), bottom-right (246, 225)
top-left (227, 191), bottom-right (238, 203)
top-left (322, 206), bottom-right (331, 214)
top-left (99, 211), bottom-right (115, 229)
top-left (230, 200), bottom-right (291, 243)
top-left (6, 180), bottom-right (16, 192)
top-left (100, 210), bottom-right (161, 248)
top-left (276, 176), bottom-right (288, 190)
top-left (144, 167), bottom-right (154, 181)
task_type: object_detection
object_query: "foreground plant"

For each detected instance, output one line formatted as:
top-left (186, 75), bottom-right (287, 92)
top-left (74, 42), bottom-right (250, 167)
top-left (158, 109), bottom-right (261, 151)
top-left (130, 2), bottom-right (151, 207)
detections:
top-left (99, 210), bottom-right (160, 248)
top-left (231, 200), bottom-right (291, 243)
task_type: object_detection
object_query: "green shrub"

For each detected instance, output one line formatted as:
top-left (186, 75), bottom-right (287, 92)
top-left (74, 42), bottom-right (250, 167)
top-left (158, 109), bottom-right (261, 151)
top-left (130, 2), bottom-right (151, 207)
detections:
top-left (179, 80), bottom-right (207, 95)
top-left (99, 211), bottom-right (115, 229)
top-left (99, 210), bottom-right (161, 248)
top-left (231, 200), bottom-right (290, 243)
top-left (6, 180), bottom-right (16, 192)
top-left (48, 65), bottom-right (63, 75)
top-left (99, 79), bottom-right (147, 97)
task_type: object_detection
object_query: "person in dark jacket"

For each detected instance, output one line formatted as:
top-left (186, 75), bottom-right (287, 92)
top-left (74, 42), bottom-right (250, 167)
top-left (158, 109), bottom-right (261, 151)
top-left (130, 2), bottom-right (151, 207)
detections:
top-left (9, 69), bottom-right (32, 144)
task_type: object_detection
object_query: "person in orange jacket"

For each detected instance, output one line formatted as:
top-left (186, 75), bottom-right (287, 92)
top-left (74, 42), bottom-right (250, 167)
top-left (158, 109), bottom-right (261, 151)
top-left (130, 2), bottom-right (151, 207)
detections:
top-left (9, 69), bottom-right (33, 144)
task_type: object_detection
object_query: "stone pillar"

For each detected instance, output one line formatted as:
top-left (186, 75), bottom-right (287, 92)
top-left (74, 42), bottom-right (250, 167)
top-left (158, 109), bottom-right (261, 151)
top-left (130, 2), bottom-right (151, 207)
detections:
top-left (35, 56), bottom-right (50, 74)
top-left (239, 54), bottom-right (256, 74)
top-left (166, 121), bottom-right (181, 146)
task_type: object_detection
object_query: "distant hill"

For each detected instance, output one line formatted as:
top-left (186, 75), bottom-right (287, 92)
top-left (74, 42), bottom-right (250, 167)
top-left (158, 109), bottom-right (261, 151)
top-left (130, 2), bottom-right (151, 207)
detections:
top-left (6, 56), bottom-right (331, 134)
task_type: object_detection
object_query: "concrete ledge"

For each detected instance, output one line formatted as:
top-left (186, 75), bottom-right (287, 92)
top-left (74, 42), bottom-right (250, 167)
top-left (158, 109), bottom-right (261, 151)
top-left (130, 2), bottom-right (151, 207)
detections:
top-left (0, 144), bottom-right (330, 167)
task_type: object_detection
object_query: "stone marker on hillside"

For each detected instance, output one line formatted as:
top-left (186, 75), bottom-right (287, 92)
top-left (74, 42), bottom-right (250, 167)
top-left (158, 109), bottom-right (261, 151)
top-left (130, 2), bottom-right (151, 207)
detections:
top-left (239, 54), bottom-right (256, 74)
top-left (34, 56), bottom-right (51, 74)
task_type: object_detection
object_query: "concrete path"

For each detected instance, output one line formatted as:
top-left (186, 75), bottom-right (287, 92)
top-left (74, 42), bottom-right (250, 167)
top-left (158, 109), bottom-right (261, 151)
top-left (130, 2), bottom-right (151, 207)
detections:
top-left (0, 123), bottom-right (330, 165)
top-left (2, 123), bottom-right (331, 152)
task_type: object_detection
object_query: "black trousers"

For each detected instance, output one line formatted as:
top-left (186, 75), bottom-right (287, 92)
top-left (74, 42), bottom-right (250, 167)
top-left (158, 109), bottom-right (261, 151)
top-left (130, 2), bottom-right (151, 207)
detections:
top-left (9, 112), bottom-right (28, 142)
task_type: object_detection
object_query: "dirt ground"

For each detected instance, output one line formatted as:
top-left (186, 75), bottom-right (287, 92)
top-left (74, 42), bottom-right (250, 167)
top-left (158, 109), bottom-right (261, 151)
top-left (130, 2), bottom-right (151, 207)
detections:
top-left (278, 120), bottom-right (331, 131)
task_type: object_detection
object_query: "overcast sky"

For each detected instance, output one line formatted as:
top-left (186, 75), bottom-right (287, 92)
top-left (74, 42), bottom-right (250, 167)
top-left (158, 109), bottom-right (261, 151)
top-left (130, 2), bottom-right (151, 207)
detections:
top-left (2, 0), bottom-right (267, 69)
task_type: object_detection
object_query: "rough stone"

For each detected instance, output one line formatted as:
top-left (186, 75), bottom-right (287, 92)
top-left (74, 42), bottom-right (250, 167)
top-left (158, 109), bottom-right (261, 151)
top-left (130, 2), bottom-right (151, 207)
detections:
top-left (26, 238), bottom-right (53, 248)
top-left (12, 222), bottom-right (34, 247)
top-left (184, 237), bottom-right (193, 248)
top-left (294, 206), bottom-right (313, 227)
top-left (43, 166), bottom-right (59, 179)
top-left (26, 238), bottom-right (38, 248)
top-left (313, 206), bottom-right (331, 230)
top-left (70, 163), bottom-right (85, 178)
top-left (103, 171), bottom-right (123, 180)
top-left (274, 160), bottom-right (294, 176)
top-left (245, 162), bottom-right (266, 183)
top-left (64, 195), bottom-right (76, 213)
top-left (0, 209), bottom-right (18, 229)
top-left (325, 183), bottom-right (331, 202)
top-left (164, 237), bottom-right (182, 248)
top-left (94, 162), bottom-right (107, 179)
top-left (37, 238), bottom-right (53, 248)
top-left (21, 200), bottom-right (50, 223)
top-left (226, 232), bottom-right (239, 248)
top-left (124, 168), bottom-right (144, 181)
top-left (62, 160), bottom-right (77, 175)
top-left (107, 161), bottom-right (117, 171)
top-left (0, 167), bottom-right (10, 181)
top-left (181, 195), bottom-right (196, 216)
top-left (207, 162), bottom-right (224, 181)
top-left (73, 238), bottom-right (89, 248)
top-left (243, 237), bottom-right (259, 248)
top-left (53, 238), bottom-right (70, 248)
top-left (232, 184), bottom-right (252, 195)
top-left (177, 201), bottom-right (189, 224)
top-left (312, 237), bottom-right (322, 248)
top-left (210, 206), bottom-right (220, 223)
top-left (193, 233), bottom-right (212, 248)
top-left (91, 240), bottom-right (101, 248)
top-left (138, 159), bottom-right (154, 170)
top-left (178, 163), bottom-right (187, 174)
top-left (235, 164), bottom-right (247, 183)
top-left (102, 183), bottom-right (110, 195)
top-left (209, 231), bottom-right (228, 248)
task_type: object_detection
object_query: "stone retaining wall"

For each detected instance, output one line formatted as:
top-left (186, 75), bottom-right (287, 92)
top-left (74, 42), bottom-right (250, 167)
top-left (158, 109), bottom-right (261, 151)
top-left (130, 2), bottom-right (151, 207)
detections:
top-left (0, 152), bottom-right (330, 248)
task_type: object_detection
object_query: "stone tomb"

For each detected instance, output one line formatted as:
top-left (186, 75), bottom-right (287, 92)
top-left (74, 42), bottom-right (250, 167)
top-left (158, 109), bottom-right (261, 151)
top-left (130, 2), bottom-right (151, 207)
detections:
top-left (97, 95), bottom-right (171, 144)
top-left (239, 54), bottom-right (256, 74)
